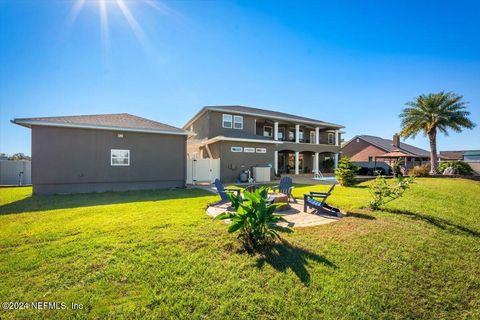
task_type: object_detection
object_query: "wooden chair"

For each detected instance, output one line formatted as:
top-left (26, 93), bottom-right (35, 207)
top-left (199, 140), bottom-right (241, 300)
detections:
top-left (272, 176), bottom-right (296, 203)
top-left (303, 184), bottom-right (340, 216)
top-left (213, 179), bottom-right (241, 204)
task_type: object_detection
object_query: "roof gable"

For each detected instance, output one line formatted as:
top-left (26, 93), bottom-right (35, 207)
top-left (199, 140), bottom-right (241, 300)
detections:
top-left (12, 113), bottom-right (189, 135)
top-left (345, 135), bottom-right (430, 157)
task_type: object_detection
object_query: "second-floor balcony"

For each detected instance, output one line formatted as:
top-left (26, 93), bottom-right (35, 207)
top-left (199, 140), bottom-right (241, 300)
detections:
top-left (254, 118), bottom-right (340, 146)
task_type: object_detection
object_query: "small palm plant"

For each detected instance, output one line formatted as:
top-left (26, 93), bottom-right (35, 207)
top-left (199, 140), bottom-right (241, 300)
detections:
top-left (215, 187), bottom-right (290, 250)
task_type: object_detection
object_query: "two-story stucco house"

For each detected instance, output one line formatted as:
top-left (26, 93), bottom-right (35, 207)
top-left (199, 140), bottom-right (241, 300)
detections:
top-left (183, 105), bottom-right (344, 182)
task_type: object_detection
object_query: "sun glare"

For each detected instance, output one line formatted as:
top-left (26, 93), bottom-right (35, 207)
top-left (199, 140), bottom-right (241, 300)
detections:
top-left (68, 0), bottom-right (171, 54)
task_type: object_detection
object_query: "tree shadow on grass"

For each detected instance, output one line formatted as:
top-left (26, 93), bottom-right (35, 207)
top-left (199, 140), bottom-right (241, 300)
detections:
top-left (347, 185), bottom-right (369, 189)
top-left (384, 208), bottom-right (480, 238)
top-left (0, 188), bottom-right (214, 215)
top-left (346, 212), bottom-right (376, 220)
top-left (255, 239), bottom-right (337, 285)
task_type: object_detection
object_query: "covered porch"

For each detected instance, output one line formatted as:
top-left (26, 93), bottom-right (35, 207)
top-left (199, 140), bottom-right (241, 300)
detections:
top-left (275, 148), bottom-right (339, 176)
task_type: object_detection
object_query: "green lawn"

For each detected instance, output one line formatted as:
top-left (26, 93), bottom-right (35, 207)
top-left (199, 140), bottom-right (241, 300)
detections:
top-left (1, 178), bottom-right (479, 319)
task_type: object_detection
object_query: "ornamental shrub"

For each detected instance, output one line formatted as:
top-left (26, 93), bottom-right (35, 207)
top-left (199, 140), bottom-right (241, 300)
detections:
top-left (438, 160), bottom-right (474, 175)
top-left (215, 187), bottom-right (290, 251)
top-left (335, 157), bottom-right (359, 187)
top-left (408, 164), bottom-right (430, 177)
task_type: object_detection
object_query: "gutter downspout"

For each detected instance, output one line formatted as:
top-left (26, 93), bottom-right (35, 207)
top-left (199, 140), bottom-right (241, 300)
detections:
top-left (204, 141), bottom-right (213, 159)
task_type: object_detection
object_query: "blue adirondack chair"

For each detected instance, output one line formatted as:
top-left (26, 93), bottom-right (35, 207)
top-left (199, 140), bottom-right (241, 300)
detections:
top-left (213, 179), bottom-right (241, 203)
top-left (272, 176), bottom-right (296, 203)
top-left (303, 184), bottom-right (340, 216)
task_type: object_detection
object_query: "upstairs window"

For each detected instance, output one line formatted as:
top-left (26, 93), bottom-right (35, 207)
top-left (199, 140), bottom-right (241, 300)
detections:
top-left (222, 114), bottom-right (232, 128)
top-left (263, 126), bottom-right (273, 137)
top-left (111, 149), bottom-right (130, 166)
top-left (328, 133), bottom-right (335, 144)
top-left (233, 115), bottom-right (243, 129)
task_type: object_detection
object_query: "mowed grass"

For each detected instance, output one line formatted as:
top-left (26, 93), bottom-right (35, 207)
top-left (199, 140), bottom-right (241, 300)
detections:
top-left (0, 178), bottom-right (479, 319)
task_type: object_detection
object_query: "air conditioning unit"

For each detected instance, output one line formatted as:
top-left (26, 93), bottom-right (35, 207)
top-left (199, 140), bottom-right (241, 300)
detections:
top-left (253, 167), bottom-right (271, 182)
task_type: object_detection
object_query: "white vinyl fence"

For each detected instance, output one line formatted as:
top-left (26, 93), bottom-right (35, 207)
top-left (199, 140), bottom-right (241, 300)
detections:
top-left (0, 160), bottom-right (31, 185)
top-left (186, 158), bottom-right (220, 184)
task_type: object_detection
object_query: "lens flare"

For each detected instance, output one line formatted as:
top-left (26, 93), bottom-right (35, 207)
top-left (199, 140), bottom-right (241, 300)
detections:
top-left (67, 0), bottom-right (174, 56)
top-left (116, 0), bottom-right (147, 47)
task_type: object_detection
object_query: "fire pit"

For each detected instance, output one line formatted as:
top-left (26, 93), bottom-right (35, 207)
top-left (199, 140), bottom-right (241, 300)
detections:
top-left (268, 192), bottom-right (291, 211)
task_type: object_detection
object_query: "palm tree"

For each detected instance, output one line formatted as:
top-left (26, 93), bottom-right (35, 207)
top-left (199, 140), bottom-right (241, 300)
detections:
top-left (399, 92), bottom-right (476, 174)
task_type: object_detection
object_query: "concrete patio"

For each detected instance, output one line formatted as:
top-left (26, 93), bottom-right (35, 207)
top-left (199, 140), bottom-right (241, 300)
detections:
top-left (206, 200), bottom-right (342, 228)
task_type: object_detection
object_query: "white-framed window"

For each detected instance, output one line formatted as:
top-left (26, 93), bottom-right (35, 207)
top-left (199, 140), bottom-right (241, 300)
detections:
top-left (223, 114), bottom-right (232, 128)
top-left (231, 147), bottom-right (242, 152)
top-left (111, 149), bottom-right (130, 166)
top-left (233, 115), bottom-right (243, 129)
top-left (263, 126), bottom-right (273, 137)
top-left (256, 148), bottom-right (267, 153)
top-left (278, 128), bottom-right (284, 140)
top-left (244, 147), bottom-right (255, 153)
top-left (328, 132), bottom-right (335, 144)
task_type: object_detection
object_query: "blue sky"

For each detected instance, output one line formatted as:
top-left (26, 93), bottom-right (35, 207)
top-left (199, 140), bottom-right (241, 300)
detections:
top-left (1, 0), bottom-right (479, 155)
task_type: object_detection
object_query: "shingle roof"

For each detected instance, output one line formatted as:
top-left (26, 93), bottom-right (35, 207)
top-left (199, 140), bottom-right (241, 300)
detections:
top-left (184, 105), bottom-right (344, 129)
top-left (12, 113), bottom-right (188, 135)
top-left (353, 135), bottom-right (430, 157)
top-left (440, 150), bottom-right (480, 159)
top-left (439, 151), bottom-right (464, 160)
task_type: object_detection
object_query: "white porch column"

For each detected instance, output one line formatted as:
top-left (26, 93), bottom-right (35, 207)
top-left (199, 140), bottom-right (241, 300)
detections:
top-left (335, 130), bottom-right (340, 146)
top-left (295, 124), bottom-right (300, 143)
top-left (274, 122), bottom-right (279, 141)
top-left (295, 151), bottom-right (300, 175)
top-left (334, 153), bottom-right (339, 169)
top-left (274, 150), bottom-right (278, 175)
top-left (315, 127), bottom-right (320, 144)
top-left (314, 152), bottom-right (319, 174)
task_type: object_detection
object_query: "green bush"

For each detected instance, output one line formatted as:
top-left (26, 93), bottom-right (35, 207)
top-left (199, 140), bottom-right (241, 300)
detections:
top-left (215, 187), bottom-right (291, 251)
top-left (408, 164), bottom-right (430, 177)
top-left (369, 176), bottom-right (415, 210)
top-left (335, 157), bottom-right (359, 186)
top-left (439, 160), bottom-right (474, 175)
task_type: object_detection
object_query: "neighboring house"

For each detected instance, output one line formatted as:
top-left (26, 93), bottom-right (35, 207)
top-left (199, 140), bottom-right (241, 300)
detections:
top-left (183, 105), bottom-right (344, 182)
top-left (12, 114), bottom-right (189, 195)
top-left (439, 150), bottom-right (480, 161)
top-left (342, 134), bottom-right (430, 171)
top-left (440, 150), bottom-right (480, 175)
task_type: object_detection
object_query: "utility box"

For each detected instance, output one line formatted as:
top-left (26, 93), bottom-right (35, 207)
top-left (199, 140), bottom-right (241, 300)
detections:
top-left (253, 166), bottom-right (271, 182)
